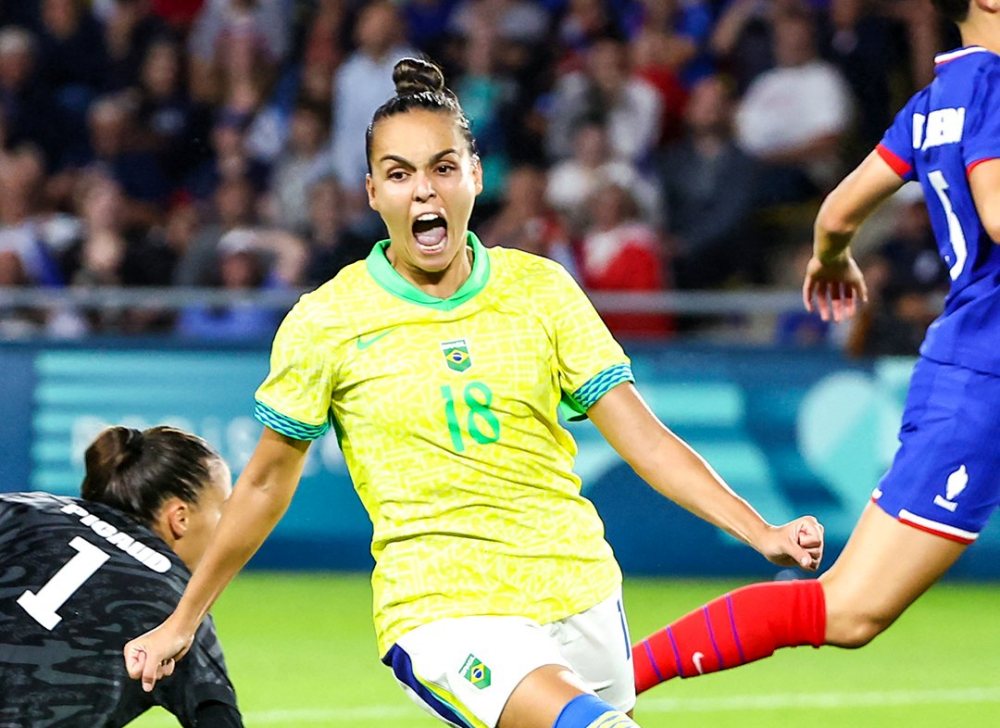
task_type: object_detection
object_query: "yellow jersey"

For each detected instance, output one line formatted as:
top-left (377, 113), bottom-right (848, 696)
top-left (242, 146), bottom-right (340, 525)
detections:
top-left (255, 232), bottom-right (633, 655)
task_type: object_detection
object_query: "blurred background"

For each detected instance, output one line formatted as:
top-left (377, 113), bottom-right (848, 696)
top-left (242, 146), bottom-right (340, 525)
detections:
top-left (2, 1), bottom-right (999, 725)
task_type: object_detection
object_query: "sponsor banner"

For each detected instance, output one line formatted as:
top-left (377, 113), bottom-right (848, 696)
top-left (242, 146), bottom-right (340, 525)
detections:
top-left (2, 342), bottom-right (998, 577)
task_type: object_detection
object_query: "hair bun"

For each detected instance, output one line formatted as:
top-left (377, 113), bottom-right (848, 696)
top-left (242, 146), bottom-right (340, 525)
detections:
top-left (107, 427), bottom-right (144, 471)
top-left (392, 57), bottom-right (445, 97)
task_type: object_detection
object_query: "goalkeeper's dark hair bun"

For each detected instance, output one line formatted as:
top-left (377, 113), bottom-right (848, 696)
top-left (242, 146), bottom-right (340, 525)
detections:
top-left (81, 425), bottom-right (223, 527)
top-left (393, 58), bottom-right (446, 97)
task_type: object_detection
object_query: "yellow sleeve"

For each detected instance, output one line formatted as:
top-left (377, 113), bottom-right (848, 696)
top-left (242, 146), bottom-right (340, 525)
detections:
top-left (253, 297), bottom-right (338, 440)
top-left (549, 264), bottom-right (633, 416)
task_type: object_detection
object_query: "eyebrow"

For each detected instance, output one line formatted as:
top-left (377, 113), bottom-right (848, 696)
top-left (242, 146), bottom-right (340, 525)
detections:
top-left (378, 149), bottom-right (459, 169)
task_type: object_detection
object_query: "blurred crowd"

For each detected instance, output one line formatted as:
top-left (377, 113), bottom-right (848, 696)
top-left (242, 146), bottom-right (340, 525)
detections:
top-left (0, 0), bottom-right (956, 348)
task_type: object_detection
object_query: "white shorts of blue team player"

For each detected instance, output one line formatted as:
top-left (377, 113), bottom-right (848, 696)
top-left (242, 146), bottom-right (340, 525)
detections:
top-left (382, 589), bottom-right (636, 728)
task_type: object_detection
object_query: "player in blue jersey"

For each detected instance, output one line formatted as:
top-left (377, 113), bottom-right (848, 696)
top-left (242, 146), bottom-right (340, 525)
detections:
top-left (631, 0), bottom-right (1000, 691)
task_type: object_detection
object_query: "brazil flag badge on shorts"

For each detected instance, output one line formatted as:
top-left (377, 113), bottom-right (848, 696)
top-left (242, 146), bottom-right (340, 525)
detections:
top-left (460, 654), bottom-right (491, 689)
top-left (441, 339), bottom-right (472, 372)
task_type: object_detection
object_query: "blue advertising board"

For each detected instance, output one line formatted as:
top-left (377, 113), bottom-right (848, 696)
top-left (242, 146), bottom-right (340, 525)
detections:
top-left (2, 341), bottom-right (998, 578)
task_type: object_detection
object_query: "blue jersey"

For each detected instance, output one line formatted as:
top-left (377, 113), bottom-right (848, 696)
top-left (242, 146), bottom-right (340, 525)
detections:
top-left (877, 46), bottom-right (1000, 376)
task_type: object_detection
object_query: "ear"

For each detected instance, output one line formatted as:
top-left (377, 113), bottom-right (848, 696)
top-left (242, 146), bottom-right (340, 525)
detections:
top-left (365, 173), bottom-right (378, 211)
top-left (472, 155), bottom-right (484, 196)
top-left (974, 0), bottom-right (1000, 12)
top-left (159, 497), bottom-right (190, 541)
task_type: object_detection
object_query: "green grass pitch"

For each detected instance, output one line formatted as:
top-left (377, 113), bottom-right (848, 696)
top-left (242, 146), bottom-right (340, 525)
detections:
top-left (132, 573), bottom-right (1000, 727)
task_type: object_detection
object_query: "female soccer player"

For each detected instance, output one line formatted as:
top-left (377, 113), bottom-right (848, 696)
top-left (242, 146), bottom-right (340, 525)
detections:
top-left (124, 58), bottom-right (822, 728)
top-left (0, 425), bottom-right (241, 727)
top-left (631, 0), bottom-right (1000, 694)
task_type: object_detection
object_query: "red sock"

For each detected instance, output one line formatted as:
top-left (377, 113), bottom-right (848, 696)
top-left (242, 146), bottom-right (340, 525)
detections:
top-left (632, 580), bottom-right (826, 693)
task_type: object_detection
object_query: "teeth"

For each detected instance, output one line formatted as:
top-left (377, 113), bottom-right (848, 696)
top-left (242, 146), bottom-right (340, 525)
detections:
top-left (417, 213), bottom-right (441, 222)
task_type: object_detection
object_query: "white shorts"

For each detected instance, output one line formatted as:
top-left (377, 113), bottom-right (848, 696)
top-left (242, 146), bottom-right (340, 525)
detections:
top-left (381, 589), bottom-right (635, 728)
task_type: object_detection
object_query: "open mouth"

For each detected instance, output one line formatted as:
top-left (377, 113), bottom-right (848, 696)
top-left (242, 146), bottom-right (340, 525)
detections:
top-left (412, 213), bottom-right (448, 254)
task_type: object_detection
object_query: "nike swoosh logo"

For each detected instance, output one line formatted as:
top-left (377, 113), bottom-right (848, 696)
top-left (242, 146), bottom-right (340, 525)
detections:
top-left (692, 652), bottom-right (705, 675)
top-left (356, 329), bottom-right (396, 350)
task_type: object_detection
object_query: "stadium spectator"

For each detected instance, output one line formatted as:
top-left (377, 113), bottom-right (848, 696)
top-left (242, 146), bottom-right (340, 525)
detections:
top-left (735, 6), bottom-right (853, 202)
top-left (546, 36), bottom-right (662, 164)
top-left (267, 99), bottom-right (331, 234)
top-left (142, 200), bottom-right (197, 285)
top-left (183, 99), bottom-right (270, 201)
top-left (175, 227), bottom-right (286, 340)
top-left (62, 177), bottom-right (132, 288)
top-left (0, 144), bottom-right (64, 287)
top-left (578, 180), bottom-right (673, 337)
top-left (402, 0), bottom-right (460, 59)
top-left (0, 250), bottom-right (48, 337)
top-left (545, 120), bottom-right (658, 233)
top-left (134, 36), bottom-right (210, 187)
top-left (618, 0), bottom-right (716, 86)
top-left (296, 0), bottom-right (349, 107)
top-left (846, 185), bottom-right (948, 357)
top-left (50, 94), bottom-right (170, 228)
top-left (329, 0), bottom-right (417, 213)
top-left (174, 173), bottom-right (257, 286)
top-left (99, 0), bottom-right (172, 92)
top-left (187, 0), bottom-right (290, 101)
top-left (448, 0), bottom-right (551, 47)
top-left (658, 74), bottom-right (760, 289)
top-left (632, 0), bottom-right (1000, 694)
top-left (35, 0), bottom-right (109, 106)
top-left (452, 17), bottom-right (517, 209)
top-left (556, 0), bottom-right (621, 73)
top-left (710, 0), bottom-right (811, 94)
top-left (822, 0), bottom-right (895, 153)
top-left (301, 175), bottom-right (371, 286)
top-left (0, 26), bottom-right (64, 167)
top-left (0, 425), bottom-right (241, 727)
top-left (628, 24), bottom-right (690, 144)
top-left (479, 164), bottom-right (576, 274)
top-left (125, 58), bottom-right (822, 728)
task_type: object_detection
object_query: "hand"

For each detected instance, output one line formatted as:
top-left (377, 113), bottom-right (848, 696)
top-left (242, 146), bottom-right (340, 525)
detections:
top-left (755, 517), bottom-right (825, 571)
top-left (802, 253), bottom-right (868, 322)
top-left (124, 619), bottom-right (195, 693)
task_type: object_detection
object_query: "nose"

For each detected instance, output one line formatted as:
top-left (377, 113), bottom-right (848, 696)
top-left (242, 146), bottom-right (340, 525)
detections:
top-left (413, 172), bottom-right (437, 203)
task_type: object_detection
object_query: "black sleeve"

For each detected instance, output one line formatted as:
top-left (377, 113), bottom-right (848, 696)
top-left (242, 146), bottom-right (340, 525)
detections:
top-left (156, 615), bottom-right (241, 727)
top-left (194, 701), bottom-right (244, 727)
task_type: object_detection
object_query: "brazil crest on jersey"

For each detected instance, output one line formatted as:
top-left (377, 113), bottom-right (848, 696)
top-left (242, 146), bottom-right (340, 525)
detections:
top-left (877, 46), bottom-right (1000, 375)
top-left (255, 232), bottom-right (633, 654)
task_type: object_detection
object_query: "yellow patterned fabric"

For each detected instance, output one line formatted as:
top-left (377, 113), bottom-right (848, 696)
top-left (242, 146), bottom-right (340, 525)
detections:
top-left (255, 232), bottom-right (633, 655)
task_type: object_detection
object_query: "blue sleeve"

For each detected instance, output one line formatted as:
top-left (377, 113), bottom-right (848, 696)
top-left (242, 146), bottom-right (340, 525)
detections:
top-left (962, 63), bottom-right (1000, 171)
top-left (877, 97), bottom-right (917, 182)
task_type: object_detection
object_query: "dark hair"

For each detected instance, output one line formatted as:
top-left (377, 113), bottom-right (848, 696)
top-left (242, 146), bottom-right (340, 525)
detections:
top-left (81, 426), bottom-right (222, 527)
top-left (931, 0), bottom-right (970, 22)
top-left (365, 57), bottom-right (476, 173)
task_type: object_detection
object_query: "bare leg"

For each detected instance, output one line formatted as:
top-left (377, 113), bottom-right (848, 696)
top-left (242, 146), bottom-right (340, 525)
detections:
top-left (498, 665), bottom-right (636, 728)
top-left (498, 665), bottom-right (589, 728)
top-left (820, 502), bottom-right (968, 647)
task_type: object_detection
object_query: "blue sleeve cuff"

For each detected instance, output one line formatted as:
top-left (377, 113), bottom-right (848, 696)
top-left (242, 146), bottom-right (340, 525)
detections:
top-left (565, 363), bottom-right (634, 418)
top-left (254, 400), bottom-right (330, 441)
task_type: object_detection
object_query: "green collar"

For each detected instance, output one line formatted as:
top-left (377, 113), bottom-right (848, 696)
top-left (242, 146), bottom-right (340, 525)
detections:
top-left (365, 231), bottom-right (491, 310)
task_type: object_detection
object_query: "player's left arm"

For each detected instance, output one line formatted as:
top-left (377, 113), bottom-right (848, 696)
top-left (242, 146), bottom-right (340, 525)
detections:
top-left (805, 149), bottom-right (904, 322)
top-left (587, 383), bottom-right (823, 570)
top-left (969, 159), bottom-right (1000, 243)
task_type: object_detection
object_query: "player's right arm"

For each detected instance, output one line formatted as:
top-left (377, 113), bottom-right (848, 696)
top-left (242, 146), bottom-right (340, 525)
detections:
top-left (804, 149), bottom-right (904, 322)
top-left (125, 428), bottom-right (310, 692)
